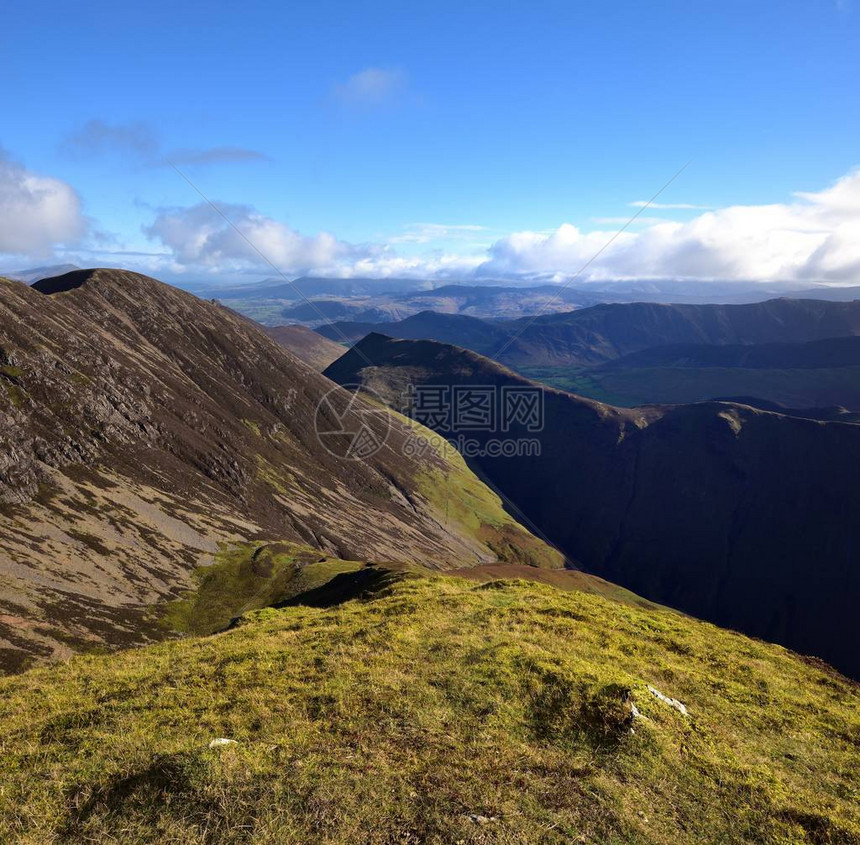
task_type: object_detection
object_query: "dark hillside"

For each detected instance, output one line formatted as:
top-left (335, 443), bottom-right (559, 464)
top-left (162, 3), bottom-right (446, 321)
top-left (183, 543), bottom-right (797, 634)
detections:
top-left (327, 333), bottom-right (860, 677)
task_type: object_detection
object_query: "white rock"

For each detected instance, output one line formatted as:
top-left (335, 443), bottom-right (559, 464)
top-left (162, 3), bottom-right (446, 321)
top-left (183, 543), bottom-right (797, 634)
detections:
top-left (208, 738), bottom-right (238, 748)
top-left (647, 685), bottom-right (688, 716)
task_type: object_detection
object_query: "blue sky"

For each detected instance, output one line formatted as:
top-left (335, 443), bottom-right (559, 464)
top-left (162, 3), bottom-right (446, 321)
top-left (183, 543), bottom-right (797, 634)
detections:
top-left (2, 0), bottom-right (860, 284)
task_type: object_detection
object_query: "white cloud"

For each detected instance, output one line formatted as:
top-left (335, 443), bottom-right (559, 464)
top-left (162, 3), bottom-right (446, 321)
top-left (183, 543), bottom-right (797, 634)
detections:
top-left (332, 68), bottom-right (407, 108)
top-left (143, 202), bottom-right (368, 275)
top-left (480, 169), bottom-right (860, 282)
top-left (141, 202), bottom-right (486, 281)
top-left (0, 151), bottom-right (88, 256)
top-left (390, 223), bottom-right (488, 244)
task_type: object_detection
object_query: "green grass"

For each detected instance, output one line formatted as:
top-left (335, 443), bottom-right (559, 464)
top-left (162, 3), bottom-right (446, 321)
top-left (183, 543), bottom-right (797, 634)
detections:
top-left (389, 408), bottom-right (564, 570)
top-left (1, 571), bottom-right (857, 844)
top-left (161, 542), bottom-right (365, 636)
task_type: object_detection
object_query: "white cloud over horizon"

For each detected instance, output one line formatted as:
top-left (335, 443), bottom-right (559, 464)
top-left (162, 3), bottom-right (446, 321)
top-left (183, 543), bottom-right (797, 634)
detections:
top-left (483, 169), bottom-right (860, 283)
top-left (5, 158), bottom-right (860, 286)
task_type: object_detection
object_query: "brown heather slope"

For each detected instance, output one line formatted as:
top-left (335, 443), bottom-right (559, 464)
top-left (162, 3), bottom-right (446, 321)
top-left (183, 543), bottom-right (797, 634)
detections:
top-left (0, 270), bottom-right (560, 671)
top-left (326, 333), bottom-right (860, 678)
top-left (264, 323), bottom-right (347, 371)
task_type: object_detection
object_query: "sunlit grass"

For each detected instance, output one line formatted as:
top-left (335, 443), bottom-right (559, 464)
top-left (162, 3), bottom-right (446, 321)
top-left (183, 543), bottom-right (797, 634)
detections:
top-left (1, 571), bottom-right (857, 844)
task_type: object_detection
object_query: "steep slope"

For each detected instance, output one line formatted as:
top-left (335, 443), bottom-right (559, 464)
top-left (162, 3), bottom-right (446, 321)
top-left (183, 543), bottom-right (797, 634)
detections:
top-left (318, 297), bottom-right (860, 367)
top-left (0, 270), bottom-right (560, 671)
top-left (263, 324), bottom-right (346, 371)
top-left (1, 571), bottom-right (857, 844)
top-left (326, 334), bottom-right (860, 677)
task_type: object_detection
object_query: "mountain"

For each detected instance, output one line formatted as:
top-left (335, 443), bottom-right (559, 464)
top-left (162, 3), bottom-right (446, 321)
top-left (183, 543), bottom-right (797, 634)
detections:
top-left (318, 298), bottom-right (860, 367)
top-left (2, 568), bottom-right (858, 844)
top-left (3, 263), bottom-right (81, 283)
top-left (278, 300), bottom-right (400, 323)
top-left (326, 333), bottom-right (860, 678)
top-left (317, 309), bottom-right (511, 350)
top-left (783, 285), bottom-right (860, 302)
top-left (0, 269), bottom-right (561, 671)
top-left (196, 276), bottom-right (434, 301)
top-left (263, 324), bottom-right (347, 371)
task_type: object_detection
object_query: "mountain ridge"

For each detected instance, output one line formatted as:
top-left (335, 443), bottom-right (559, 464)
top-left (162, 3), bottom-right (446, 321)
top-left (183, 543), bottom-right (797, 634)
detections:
top-left (0, 269), bottom-right (560, 670)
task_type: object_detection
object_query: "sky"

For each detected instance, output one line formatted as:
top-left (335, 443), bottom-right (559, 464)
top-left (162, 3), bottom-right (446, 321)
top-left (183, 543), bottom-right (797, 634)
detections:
top-left (2, 0), bottom-right (860, 286)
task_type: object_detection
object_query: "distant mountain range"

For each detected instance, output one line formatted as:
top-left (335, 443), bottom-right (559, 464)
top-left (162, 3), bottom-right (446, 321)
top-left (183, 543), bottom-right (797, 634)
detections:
top-left (318, 297), bottom-right (860, 366)
top-left (2, 263), bottom-right (81, 283)
top-left (185, 273), bottom-right (860, 327)
top-left (326, 333), bottom-right (860, 678)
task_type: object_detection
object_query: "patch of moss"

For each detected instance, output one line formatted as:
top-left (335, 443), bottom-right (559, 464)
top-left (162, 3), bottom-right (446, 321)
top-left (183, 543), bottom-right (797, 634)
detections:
top-left (161, 541), bottom-right (364, 636)
top-left (241, 418), bottom-right (262, 437)
top-left (255, 456), bottom-right (294, 496)
top-left (0, 365), bottom-right (24, 378)
top-left (69, 372), bottom-right (92, 387)
top-left (2, 381), bottom-right (27, 408)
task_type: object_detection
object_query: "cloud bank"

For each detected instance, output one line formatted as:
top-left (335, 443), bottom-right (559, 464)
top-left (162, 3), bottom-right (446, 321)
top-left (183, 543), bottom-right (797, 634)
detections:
top-left (5, 156), bottom-right (860, 285)
top-left (481, 169), bottom-right (860, 282)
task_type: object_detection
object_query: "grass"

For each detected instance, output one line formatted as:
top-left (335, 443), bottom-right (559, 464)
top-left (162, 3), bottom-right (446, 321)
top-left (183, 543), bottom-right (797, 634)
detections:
top-left (393, 409), bottom-right (564, 570)
top-left (0, 570), bottom-right (857, 844)
top-left (1, 364), bottom-right (28, 408)
top-left (1, 381), bottom-right (27, 408)
top-left (161, 541), bottom-right (365, 636)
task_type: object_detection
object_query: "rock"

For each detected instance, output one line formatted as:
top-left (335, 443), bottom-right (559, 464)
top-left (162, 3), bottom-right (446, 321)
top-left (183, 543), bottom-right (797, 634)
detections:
top-left (208, 738), bottom-right (238, 748)
top-left (647, 685), bottom-right (688, 716)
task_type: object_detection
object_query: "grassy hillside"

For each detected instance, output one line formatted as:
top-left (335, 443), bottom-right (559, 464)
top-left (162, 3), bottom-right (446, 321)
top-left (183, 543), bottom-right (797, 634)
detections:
top-left (0, 571), bottom-right (857, 844)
